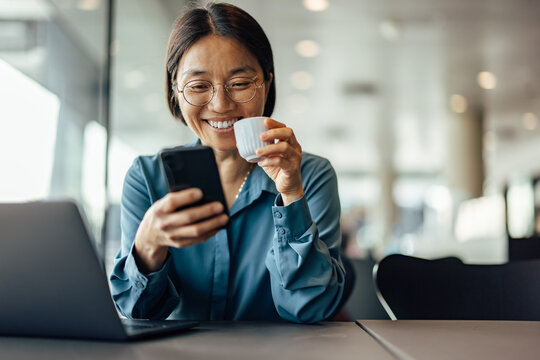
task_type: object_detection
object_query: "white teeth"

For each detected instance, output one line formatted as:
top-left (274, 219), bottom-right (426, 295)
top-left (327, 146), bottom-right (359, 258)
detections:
top-left (207, 119), bottom-right (237, 129)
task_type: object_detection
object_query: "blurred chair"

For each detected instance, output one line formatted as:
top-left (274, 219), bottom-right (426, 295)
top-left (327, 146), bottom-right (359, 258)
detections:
top-left (342, 256), bottom-right (389, 320)
top-left (331, 255), bottom-right (390, 321)
top-left (374, 254), bottom-right (540, 320)
top-left (508, 235), bottom-right (540, 261)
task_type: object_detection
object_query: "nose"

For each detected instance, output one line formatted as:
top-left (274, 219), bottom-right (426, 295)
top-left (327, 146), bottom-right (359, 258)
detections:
top-left (208, 84), bottom-right (234, 112)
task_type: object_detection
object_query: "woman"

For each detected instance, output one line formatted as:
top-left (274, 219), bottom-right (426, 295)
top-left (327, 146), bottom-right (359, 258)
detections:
top-left (110, 2), bottom-right (345, 323)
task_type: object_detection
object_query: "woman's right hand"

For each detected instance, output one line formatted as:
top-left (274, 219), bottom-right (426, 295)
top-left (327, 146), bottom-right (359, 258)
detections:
top-left (133, 188), bottom-right (228, 273)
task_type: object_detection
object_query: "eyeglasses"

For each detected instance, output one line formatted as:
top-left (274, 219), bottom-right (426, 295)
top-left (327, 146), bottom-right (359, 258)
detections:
top-left (176, 77), bottom-right (264, 107)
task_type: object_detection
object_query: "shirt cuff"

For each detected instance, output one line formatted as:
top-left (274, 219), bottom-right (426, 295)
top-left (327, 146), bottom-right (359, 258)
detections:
top-left (272, 194), bottom-right (313, 239)
top-left (125, 245), bottom-right (172, 295)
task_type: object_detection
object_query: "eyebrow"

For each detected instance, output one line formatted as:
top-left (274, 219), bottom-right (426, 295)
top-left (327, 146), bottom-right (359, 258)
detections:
top-left (230, 66), bottom-right (258, 75)
top-left (181, 66), bottom-right (258, 78)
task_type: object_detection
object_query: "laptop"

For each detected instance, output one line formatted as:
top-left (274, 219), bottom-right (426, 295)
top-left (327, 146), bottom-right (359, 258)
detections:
top-left (0, 200), bottom-right (198, 341)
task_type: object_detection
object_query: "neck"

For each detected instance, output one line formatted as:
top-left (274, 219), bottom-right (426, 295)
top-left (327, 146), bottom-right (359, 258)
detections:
top-left (212, 148), bottom-right (255, 209)
top-left (213, 148), bottom-right (253, 184)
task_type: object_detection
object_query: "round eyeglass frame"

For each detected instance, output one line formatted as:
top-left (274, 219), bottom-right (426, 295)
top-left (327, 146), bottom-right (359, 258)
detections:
top-left (175, 77), bottom-right (264, 107)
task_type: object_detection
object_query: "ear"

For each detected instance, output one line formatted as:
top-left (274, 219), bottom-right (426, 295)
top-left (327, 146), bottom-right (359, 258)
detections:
top-left (264, 72), bottom-right (274, 98)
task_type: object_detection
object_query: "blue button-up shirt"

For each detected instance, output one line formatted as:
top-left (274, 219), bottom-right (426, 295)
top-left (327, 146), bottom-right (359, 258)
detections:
top-left (109, 141), bottom-right (345, 323)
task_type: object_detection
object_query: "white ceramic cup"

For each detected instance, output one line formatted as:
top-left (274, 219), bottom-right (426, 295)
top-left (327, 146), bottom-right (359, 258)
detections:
top-left (234, 116), bottom-right (271, 162)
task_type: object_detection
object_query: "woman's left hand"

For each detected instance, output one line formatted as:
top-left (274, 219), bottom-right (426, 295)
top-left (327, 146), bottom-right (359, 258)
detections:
top-left (256, 118), bottom-right (304, 206)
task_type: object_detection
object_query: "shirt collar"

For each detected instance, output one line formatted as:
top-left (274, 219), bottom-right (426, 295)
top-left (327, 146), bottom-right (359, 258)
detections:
top-left (230, 165), bottom-right (277, 215)
top-left (247, 165), bottom-right (278, 195)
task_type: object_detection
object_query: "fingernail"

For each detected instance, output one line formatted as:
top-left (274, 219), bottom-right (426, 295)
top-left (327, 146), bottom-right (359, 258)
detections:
top-left (192, 188), bottom-right (203, 199)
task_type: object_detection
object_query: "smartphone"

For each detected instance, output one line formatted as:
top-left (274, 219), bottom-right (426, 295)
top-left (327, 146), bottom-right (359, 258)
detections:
top-left (158, 145), bottom-right (228, 214)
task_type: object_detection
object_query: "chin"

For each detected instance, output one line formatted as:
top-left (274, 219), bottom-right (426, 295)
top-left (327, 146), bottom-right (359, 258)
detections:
top-left (206, 137), bottom-right (238, 153)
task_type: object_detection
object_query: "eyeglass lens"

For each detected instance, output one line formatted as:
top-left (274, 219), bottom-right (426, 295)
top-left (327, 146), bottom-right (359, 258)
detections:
top-left (182, 78), bottom-right (258, 106)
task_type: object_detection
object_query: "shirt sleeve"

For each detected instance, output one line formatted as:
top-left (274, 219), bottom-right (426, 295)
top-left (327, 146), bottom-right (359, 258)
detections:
top-left (264, 156), bottom-right (345, 323)
top-left (108, 157), bottom-right (180, 319)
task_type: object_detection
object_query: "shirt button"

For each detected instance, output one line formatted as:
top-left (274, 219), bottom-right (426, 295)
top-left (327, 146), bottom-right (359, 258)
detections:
top-left (279, 228), bottom-right (286, 235)
top-left (135, 281), bottom-right (144, 289)
top-left (275, 211), bottom-right (283, 219)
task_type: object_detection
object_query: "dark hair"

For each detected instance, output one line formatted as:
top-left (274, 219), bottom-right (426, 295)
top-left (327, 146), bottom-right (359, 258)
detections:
top-left (165, 2), bottom-right (276, 124)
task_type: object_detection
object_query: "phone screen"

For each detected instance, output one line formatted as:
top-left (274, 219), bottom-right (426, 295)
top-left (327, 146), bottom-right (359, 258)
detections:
top-left (158, 145), bottom-right (228, 214)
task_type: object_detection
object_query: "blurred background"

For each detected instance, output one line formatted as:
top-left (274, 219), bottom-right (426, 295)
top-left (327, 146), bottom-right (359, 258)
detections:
top-left (2, 0), bottom-right (540, 318)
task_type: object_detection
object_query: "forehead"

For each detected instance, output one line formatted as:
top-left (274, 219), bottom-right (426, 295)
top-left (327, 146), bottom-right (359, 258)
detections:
top-left (178, 35), bottom-right (262, 81)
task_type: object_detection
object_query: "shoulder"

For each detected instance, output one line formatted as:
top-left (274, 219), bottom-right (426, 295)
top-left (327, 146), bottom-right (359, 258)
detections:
top-left (123, 153), bottom-right (168, 203)
top-left (125, 154), bottom-right (161, 181)
top-left (299, 152), bottom-right (340, 212)
top-left (300, 152), bottom-right (335, 177)
top-left (300, 152), bottom-right (337, 191)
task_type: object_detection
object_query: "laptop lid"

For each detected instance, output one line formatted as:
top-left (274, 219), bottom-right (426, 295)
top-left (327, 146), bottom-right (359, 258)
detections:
top-left (0, 200), bottom-right (197, 340)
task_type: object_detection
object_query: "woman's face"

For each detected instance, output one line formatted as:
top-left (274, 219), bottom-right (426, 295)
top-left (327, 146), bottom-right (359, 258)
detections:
top-left (176, 35), bottom-right (271, 152)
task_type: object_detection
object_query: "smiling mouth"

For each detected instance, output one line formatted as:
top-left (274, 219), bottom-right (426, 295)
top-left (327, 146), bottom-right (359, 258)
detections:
top-left (206, 118), bottom-right (242, 129)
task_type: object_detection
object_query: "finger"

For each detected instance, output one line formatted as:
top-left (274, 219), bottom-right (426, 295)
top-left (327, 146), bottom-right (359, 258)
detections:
top-left (161, 201), bottom-right (225, 229)
top-left (165, 231), bottom-right (218, 249)
top-left (261, 127), bottom-right (293, 143)
top-left (256, 141), bottom-right (300, 159)
top-left (169, 213), bottom-right (229, 239)
top-left (264, 117), bottom-right (286, 129)
top-left (257, 155), bottom-right (300, 170)
top-left (157, 188), bottom-right (203, 214)
top-left (261, 128), bottom-right (301, 151)
top-left (261, 119), bottom-right (301, 147)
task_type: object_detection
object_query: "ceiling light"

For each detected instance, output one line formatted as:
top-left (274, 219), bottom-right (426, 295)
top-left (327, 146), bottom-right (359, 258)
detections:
top-left (379, 20), bottom-right (401, 40)
top-left (77, 0), bottom-right (101, 11)
top-left (303, 0), bottom-right (329, 12)
top-left (290, 71), bottom-right (313, 90)
top-left (477, 71), bottom-right (497, 90)
top-left (295, 40), bottom-right (320, 58)
top-left (449, 94), bottom-right (467, 113)
top-left (522, 112), bottom-right (538, 130)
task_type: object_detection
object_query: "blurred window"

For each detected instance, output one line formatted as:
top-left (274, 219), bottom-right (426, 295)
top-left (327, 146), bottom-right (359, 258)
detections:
top-left (0, 0), bottom-right (108, 247)
top-left (0, 58), bottom-right (59, 201)
top-left (506, 176), bottom-right (534, 239)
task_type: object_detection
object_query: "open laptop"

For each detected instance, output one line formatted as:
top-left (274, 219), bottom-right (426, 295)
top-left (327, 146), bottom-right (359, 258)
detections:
top-left (0, 200), bottom-right (198, 341)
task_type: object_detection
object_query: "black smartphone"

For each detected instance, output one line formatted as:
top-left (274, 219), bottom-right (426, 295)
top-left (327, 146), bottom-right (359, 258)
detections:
top-left (158, 145), bottom-right (228, 214)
